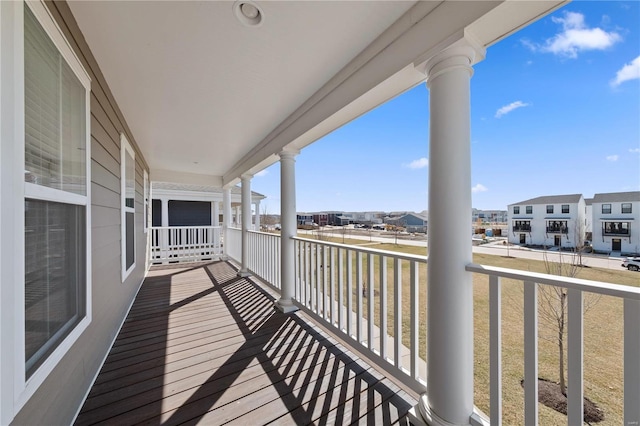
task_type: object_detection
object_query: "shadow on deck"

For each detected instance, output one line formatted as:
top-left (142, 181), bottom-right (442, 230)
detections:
top-left (75, 260), bottom-right (417, 425)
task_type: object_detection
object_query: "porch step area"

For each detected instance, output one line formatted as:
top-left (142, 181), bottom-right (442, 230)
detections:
top-left (75, 261), bottom-right (417, 425)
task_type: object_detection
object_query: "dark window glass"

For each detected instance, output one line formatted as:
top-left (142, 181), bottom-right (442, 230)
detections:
top-left (562, 204), bottom-right (569, 214)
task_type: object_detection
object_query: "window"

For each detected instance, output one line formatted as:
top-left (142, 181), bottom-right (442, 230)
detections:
top-left (546, 205), bottom-right (554, 214)
top-left (526, 206), bottom-right (532, 214)
top-left (562, 204), bottom-right (569, 214)
top-left (622, 203), bottom-right (632, 214)
top-left (602, 204), bottom-right (611, 214)
top-left (23, 2), bottom-right (91, 379)
top-left (513, 206), bottom-right (520, 214)
top-left (121, 134), bottom-right (136, 281)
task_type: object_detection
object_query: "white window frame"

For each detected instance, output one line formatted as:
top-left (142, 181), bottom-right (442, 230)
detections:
top-left (0, 1), bottom-right (92, 419)
top-left (121, 133), bottom-right (136, 282)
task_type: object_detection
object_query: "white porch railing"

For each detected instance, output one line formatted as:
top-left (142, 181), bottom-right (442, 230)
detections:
top-left (150, 226), bottom-right (222, 263)
top-left (248, 230), bottom-right (281, 290)
top-left (466, 263), bottom-right (640, 426)
top-left (223, 231), bottom-right (639, 425)
top-left (226, 227), bottom-right (242, 263)
top-left (292, 236), bottom-right (428, 394)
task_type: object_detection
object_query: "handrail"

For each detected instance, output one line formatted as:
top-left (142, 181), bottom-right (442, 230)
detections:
top-left (466, 263), bottom-right (640, 300)
top-left (292, 236), bottom-right (428, 263)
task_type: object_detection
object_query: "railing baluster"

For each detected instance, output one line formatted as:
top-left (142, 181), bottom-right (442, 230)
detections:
top-left (410, 260), bottom-right (418, 380)
top-left (394, 257), bottom-right (402, 370)
top-left (314, 244), bottom-right (320, 314)
top-left (380, 255), bottom-right (388, 360)
top-left (323, 245), bottom-right (328, 320)
top-left (367, 253), bottom-right (374, 351)
top-left (347, 249), bottom-right (353, 337)
top-left (567, 288), bottom-right (584, 426)
top-left (330, 246), bottom-right (336, 326)
top-left (524, 281), bottom-right (538, 426)
top-left (625, 298), bottom-right (640, 426)
top-left (356, 251), bottom-right (363, 344)
top-left (338, 247), bottom-right (344, 331)
top-left (490, 275), bottom-right (502, 425)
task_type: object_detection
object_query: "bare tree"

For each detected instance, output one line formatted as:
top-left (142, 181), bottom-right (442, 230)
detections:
top-left (538, 248), bottom-right (600, 396)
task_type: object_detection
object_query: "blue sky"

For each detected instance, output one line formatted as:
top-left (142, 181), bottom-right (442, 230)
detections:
top-left (252, 1), bottom-right (640, 215)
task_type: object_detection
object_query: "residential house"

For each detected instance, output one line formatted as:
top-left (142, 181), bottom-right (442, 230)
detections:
top-left (591, 191), bottom-right (640, 255)
top-left (385, 212), bottom-right (428, 233)
top-left (5, 2), bottom-right (636, 426)
top-left (296, 213), bottom-right (314, 226)
top-left (312, 213), bottom-right (329, 227)
top-left (326, 212), bottom-right (350, 226)
top-left (472, 208), bottom-right (508, 223)
top-left (508, 194), bottom-right (586, 248)
top-left (585, 197), bottom-right (594, 240)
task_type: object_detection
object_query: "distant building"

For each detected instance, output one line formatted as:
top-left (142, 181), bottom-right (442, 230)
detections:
top-left (591, 191), bottom-right (640, 255)
top-left (472, 208), bottom-right (507, 223)
top-left (507, 194), bottom-right (585, 247)
top-left (384, 212), bottom-right (428, 233)
top-left (297, 213), bottom-right (314, 226)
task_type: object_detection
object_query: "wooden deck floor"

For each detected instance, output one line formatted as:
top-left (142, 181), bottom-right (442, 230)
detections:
top-left (75, 261), bottom-right (417, 425)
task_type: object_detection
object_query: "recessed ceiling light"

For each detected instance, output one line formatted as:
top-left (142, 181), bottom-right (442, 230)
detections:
top-left (233, 1), bottom-right (263, 27)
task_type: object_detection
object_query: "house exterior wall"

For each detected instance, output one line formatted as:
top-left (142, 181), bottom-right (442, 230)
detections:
top-left (508, 198), bottom-right (585, 248)
top-left (6, 2), bottom-right (149, 424)
top-left (591, 195), bottom-right (640, 255)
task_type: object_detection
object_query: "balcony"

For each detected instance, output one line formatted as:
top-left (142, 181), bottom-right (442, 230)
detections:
top-left (77, 225), bottom-right (640, 425)
top-left (546, 226), bottom-right (568, 234)
top-left (512, 225), bottom-right (531, 232)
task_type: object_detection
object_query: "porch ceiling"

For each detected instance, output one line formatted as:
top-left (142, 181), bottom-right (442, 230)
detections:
top-left (68, 0), bottom-right (566, 186)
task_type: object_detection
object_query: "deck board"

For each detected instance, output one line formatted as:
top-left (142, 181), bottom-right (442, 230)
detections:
top-left (75, 261), bottom-right (417, 425)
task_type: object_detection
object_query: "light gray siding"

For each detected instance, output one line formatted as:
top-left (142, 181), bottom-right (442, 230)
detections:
top-left (11, 2), bottom-right (150, 424)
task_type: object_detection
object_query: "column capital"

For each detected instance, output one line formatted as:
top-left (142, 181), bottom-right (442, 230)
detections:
top-left (241, 173), bottom-right (253, 181)
top-left (279, 149), bottom-right (300, 161)
top-left (416, 34), bottom-right (485, 88)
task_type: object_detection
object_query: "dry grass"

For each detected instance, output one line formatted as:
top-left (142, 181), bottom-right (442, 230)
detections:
top-left (297, 236), bottom-right (639, 424)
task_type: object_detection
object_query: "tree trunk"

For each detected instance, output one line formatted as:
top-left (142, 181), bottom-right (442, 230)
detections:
top-left (559, 291), bottom-right (567, 396)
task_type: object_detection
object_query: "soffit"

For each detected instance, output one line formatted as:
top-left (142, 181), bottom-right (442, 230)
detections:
top-left (67, 0), bottom-right (416, 178)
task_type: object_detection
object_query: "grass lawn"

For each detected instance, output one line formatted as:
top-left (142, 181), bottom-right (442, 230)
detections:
top-left (297, 235), bottom-right (639, 425)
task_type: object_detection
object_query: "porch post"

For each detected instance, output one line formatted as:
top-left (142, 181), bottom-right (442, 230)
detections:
top-left (414, 38), bottom-right (484, 426)
top-left (160, 198), bottom-right (169, 263)
top-left (223, 187), bottom-right (231, 259)
top-left (212, 201), bottom-right (219, 226)
top-left (255, 201), bottom-right (261, 231)
top-left (275, 150), bottom-right (299, 313)
top-left (238, 174), bottom-right (252, 277)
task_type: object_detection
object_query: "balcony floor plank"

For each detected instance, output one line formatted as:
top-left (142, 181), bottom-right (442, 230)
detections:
top-left (75, 261), bottom-right (416, 425)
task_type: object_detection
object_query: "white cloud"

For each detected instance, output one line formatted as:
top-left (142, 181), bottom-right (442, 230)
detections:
top-left (606, 155), bottom-right (619, 162)
top-left (255, 169), bottom-right (268, 177)
top-left (610, 56), bottom-right (640, 87)
top-left (629, 148), bottom-right (640, 154)
top-left (524, 12), bottom-right (621, 59)
top-left (404, 157), bottom-right (428, 169)
top-left (472, 184), bottom-right (488, 193)
top-left (495, 101), bottom-right (529, 118)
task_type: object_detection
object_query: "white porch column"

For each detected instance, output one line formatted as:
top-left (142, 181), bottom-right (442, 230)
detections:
top-left (275, 150), bottom-right (299, 313)
top-left (238, 174), bottom-right (252, 277)
top-left (212, 201), bottom-right (220, 226)
top-left (223, 188), bottom-right (231, 259)
top-left (415, 39), bottom-right (484, 426)
top-left (255, 201), bottom-right (261, 231)
top-left (161, 198), bottom-right (169, 227)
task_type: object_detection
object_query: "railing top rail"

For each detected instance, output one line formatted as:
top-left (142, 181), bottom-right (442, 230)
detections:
top-left (150, 225), bottom-right (221, 230)
top-left (467, 263), bottom-right (640, 300)
top-left (248, 229), bottom-right (281, 237)
top-left (292, 236), bottom-right (428, 263)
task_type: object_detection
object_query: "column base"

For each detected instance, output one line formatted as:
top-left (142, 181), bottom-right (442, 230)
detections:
top-left (237, 270), bottom-right (251, 278)
top-left (274, 299), bottom-right (299, 314)
top-left (407, 395), bottom-right (474, 426)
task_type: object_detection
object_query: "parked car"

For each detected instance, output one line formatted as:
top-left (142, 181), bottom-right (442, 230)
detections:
top-left (622, 257), bottom-right (640, 272)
